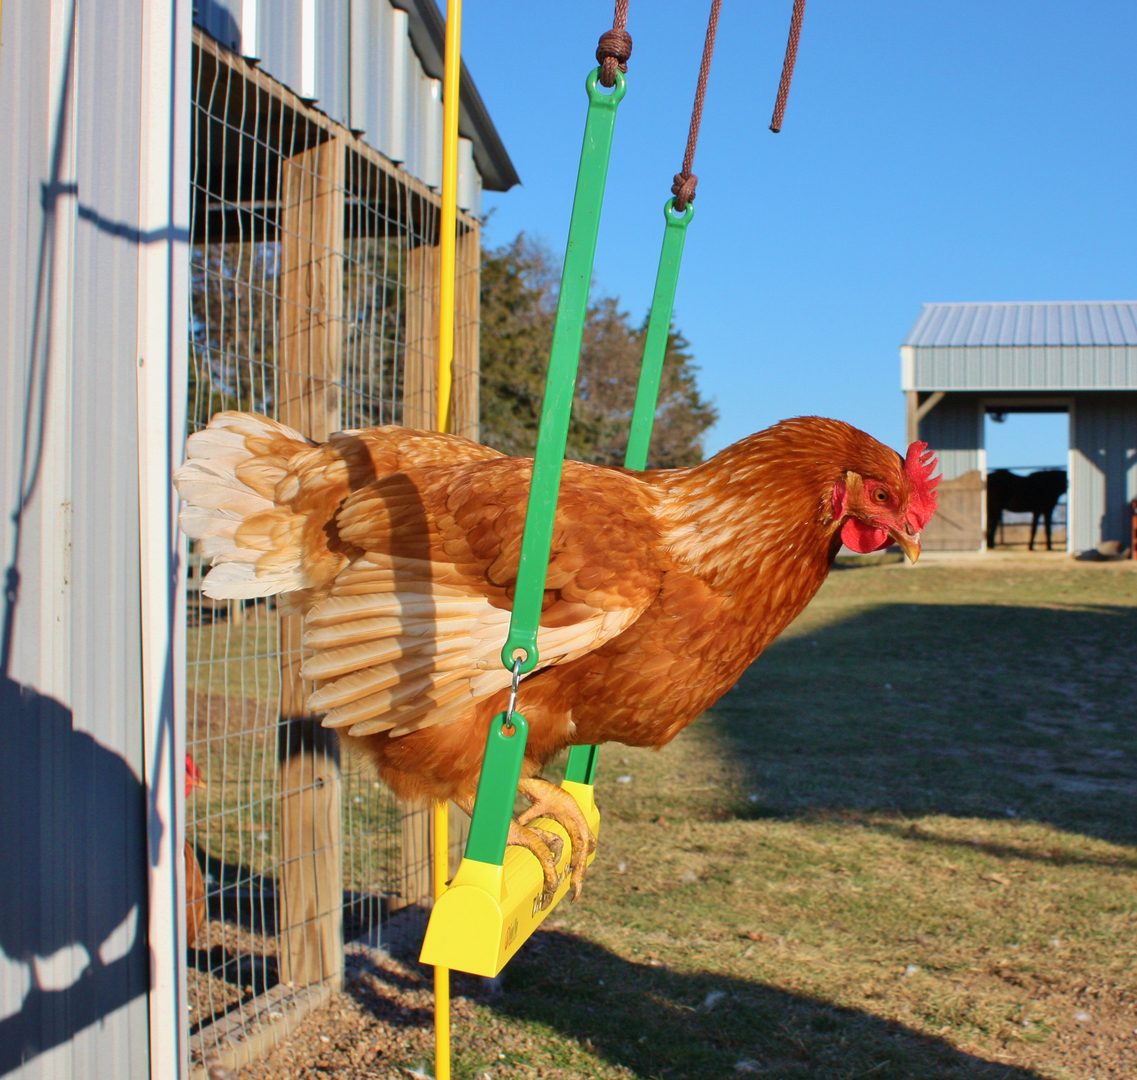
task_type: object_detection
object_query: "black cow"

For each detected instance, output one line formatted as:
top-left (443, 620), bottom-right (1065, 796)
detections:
top-left (986, 469), bottom-right (1068, 550)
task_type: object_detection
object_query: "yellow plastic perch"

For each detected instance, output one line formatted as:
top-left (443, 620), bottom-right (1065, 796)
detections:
top-left (420, 779), bottom-right (599, 977)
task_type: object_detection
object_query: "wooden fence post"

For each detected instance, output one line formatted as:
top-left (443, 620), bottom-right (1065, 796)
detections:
top-left (275, 131), bottom-right (345, 989)
top-left (450, 220), bottom-right (481, 442)
top-left (403, 216), bottom-right (478, 438)
top-left (403, 231), bottom-right (440, 431)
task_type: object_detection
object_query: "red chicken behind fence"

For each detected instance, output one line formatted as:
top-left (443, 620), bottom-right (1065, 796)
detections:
top-left (185, 753), bottom-right (207, 948)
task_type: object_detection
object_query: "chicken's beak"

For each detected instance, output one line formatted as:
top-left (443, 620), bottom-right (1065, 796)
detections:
top-left (891, 528), bottom-right (921, 564)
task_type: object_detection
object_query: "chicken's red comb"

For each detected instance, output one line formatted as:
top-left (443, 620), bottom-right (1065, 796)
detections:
top-left (186, 752), bottom-right (204, 797)
top-left (904, 441), bottom-right (940, 531)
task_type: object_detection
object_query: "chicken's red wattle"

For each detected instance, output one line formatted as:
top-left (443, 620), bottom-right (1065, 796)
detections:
top-left (840, 517), bottom-right (890, 553)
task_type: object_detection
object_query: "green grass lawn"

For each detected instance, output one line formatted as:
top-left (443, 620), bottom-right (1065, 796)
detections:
top-left (456, 557), bottom-right (1137, 1079)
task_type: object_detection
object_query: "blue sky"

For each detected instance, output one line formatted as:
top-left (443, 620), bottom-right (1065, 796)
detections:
top-left (458, 1), bottom-right (1137, 461)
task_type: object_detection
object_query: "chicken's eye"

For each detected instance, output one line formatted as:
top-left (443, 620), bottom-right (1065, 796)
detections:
top-left (872, 488), bottom-right (889, 503)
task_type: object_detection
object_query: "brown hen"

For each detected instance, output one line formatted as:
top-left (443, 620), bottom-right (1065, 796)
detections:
top-left (175, 412), bottom-right (937, 897)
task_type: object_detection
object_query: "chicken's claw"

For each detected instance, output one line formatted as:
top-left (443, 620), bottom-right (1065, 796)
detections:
top-left (506, 820), bottom-right (561, 906)
top-left (517, 777), bottom-right (597, 904)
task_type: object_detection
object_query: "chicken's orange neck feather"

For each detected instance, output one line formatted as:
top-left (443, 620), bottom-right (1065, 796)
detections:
top-left (653, 418), bottom-right (858, 599)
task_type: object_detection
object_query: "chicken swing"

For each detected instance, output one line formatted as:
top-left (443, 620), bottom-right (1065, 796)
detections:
top-left (420, 19), bottom-right (694, 984)
top-left (421, 0), bottom-right (805, 1035)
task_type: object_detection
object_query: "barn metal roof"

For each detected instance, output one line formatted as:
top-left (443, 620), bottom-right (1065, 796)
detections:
top-left (903, 303), bottom-right (1137, 348)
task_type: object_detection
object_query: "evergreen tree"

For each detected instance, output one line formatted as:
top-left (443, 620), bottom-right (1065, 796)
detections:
top-left (479, 235), bottom-right (717, 467)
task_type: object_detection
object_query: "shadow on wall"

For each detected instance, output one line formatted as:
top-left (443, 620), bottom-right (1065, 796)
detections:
top-left (713, 600), bottom-right (1137, 847)
top-left (0, 677), bottom-right (149, 1074)
top-left (0, 1), bottom-right (167, 1069)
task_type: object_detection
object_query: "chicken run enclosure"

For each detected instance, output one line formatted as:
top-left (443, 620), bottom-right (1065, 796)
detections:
top-left (186, 30), bottom-right (478, 1069)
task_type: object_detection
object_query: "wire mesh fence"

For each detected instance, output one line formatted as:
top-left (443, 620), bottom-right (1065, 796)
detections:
top-left (186, 29), bottom-right (478, 1069)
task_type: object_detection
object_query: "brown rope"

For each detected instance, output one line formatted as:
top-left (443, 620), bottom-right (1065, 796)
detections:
top-left (596, 0), bottom-right (632, 88)
top-left (769, 0), bottom-right (806, 133)
top-left (671, 0), bottom-right (721, 212)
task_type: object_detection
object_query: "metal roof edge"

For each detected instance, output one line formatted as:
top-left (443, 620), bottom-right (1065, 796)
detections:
top-left (915, 301), bottom-right (1137, 307)
top-left (906, 342), bottom-right (1137, 349)
top-left (392, 0), bottom-right (520, 193)
top-left (904, 386), bottom-right (1137, 393)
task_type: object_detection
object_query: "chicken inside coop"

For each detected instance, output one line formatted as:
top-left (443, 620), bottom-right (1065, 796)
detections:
top-left (185, 753), bottom-right (207, 949)
top-left (175, 412), bottom-right (937, 902)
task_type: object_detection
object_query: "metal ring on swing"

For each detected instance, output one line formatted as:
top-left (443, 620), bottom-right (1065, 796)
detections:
top-left (503, 657), bottom-right (523, 735)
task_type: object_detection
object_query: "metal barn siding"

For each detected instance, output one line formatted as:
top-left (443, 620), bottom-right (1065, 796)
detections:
top-left (916, 395), bottom-right (980, 482)
top-left (257, 0), bottom-right (304, 96)
top-left (415, 73), bottom-right (444, 190)
top-left (1070, 394), bottom-right (1137, 551)
top-left (209, 0), bottom-right (517, 201)
top-left (906, 345), bottom-right (1137, 391)
top-left (195, 0), bottom-right (244, 53)
top-left (383, 5), bottom-right (412, 162)
top-left (0, 0), bottom-right (191, 1077)
top-left (315, 0), bottom-right (351, 127)
top-left (348, 0), bottom-right (396, 154)
top-left (456, 136), bottom-right (480, 213)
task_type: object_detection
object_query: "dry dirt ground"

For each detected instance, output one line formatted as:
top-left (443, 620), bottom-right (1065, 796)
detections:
top-left (207, 555), bottom-right (1137, 1080)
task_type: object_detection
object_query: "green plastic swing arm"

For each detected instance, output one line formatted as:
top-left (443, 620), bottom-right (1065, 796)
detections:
top-left (624, 198), bottom-right (695, 470)
top-left (563, 197), bottom-right (695, 786)
top-left (499, 68), bottom-right (627, 676)
top-left (458, 68), bottom-right (625, 868)
top-left (464, 711), bottom-right (529, 864)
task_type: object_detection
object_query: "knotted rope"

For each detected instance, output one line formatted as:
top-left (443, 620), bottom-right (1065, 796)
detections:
top-left (671, 0), bottom-right (721, 212)
top-left (596, 0), bottom-right (632, 88)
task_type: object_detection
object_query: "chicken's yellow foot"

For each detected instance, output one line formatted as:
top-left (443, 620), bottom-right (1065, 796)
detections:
top-left (505, 819), bottom-right (562, 908)
top-left (517, 777), bottom-right (597, 904)
top-left (455, 780), bottom-right (596, 908)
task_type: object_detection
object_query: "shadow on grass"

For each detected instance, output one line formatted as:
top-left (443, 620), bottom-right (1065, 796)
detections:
top-left (711, 602), bottom-right (1137, 847)
top-left (455, 930), bottom-right (1047, 1080)
top-left (866, 815), bottom-right (1137, 870)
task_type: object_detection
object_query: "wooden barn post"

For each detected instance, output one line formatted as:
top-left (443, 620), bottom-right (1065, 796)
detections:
top-left (275, 130), bottom-right (346, 989)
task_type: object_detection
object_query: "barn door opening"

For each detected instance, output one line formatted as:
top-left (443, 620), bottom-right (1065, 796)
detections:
top-left (982, 408), bottom-right (1070, 552)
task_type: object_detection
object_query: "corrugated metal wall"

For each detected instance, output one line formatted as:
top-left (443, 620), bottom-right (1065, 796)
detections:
top-left (0, 0), bottom-right (189, 1076)
top-left (918, 395), bottom-right (981, 482)
top-left (203, 0), bottom-right (480, 212)
top-left (1070, 393), bottom-right (1137, 552)
top-left (906, 345), bottom-right (1137, 391)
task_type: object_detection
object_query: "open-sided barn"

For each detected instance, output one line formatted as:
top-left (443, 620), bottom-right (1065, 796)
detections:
top-left (902, 302), bottom-right (1137, 553)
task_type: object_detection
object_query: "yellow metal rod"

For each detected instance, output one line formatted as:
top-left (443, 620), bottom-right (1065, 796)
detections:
top-left (436, 0), bottom-right (463, 434)
top-left (433, 800), bottom-right (451, 1080)
top-left (434, 6), bottom-right (462, 1074)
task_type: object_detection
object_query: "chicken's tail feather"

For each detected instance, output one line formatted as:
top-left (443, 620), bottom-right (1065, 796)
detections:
top-left (175, 412), bottom-right (317, 599)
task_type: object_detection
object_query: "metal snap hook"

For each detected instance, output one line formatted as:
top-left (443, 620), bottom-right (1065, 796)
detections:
top-left (503, 656), bottom-right (523, 735)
